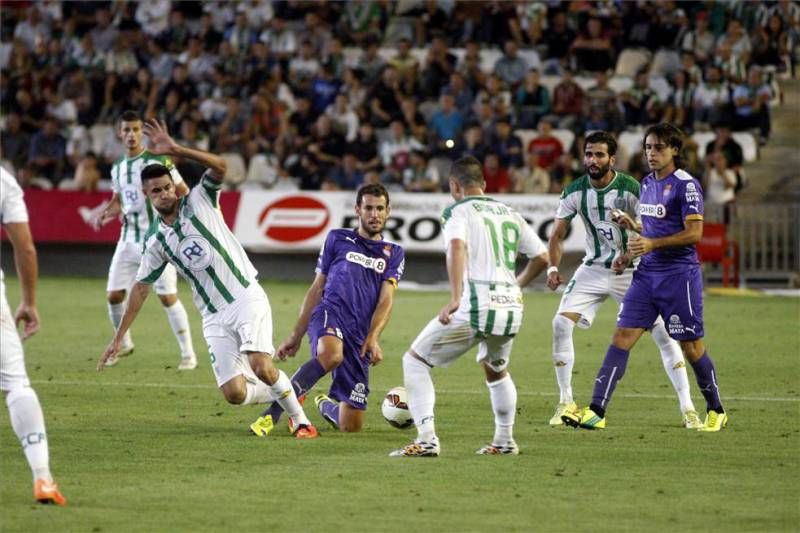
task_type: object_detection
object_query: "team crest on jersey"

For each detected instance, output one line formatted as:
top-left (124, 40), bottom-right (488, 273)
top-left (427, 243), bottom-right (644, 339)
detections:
top-left (685, 182), bottom-right (700, 202)
top-left (663, 183), bottom-right (672, 197)
top-left (178, 236), bottom-right (213, 271)
top-left (639, 203), bottom-right (667, 218)
top-left (613, 197), bottom-right (626, 209)
top-left (346, 251), bottom-right (386, 273)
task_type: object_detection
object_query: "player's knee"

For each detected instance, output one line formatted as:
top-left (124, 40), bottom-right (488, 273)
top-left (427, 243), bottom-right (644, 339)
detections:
top-left (611, 327), bottom-right (638, 350)
top-left (317, 348), bottom-right (343, 371)
top-left (107, 290), bottom-right (126, 304)
top-left (220, 381), bottom-right (247, 405)
top-left (248, 354), bottom-right (278, 384)
top-left (158, 294), bottom-right (177, 307)
top-left (680, 340), bottom-right (704, 362)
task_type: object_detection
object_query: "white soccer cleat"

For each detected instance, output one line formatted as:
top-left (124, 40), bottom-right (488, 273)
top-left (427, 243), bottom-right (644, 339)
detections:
top-left (178, 355), bottom-right (198, 370)
top-left (389, 437), bottom-right (440, 457)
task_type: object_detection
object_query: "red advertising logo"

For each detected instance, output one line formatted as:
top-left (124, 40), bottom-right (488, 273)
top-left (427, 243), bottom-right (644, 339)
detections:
top-left (258, 196), bottom-right (330, 242)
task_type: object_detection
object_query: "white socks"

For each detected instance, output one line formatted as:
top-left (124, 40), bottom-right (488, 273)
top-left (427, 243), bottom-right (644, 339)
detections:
top-left (242, 380), bottom-right (272, 405)
top-left (487, 374), bottom-right (516, 444)
top-left (651, 321), bottom-right (696, 413)
top-left (270, 370), bottom-right (310, 426)
top-left (552, 314), bottom-right (576, 404)
top-left (403, 353), bottom-right (436, 441)
top-left (163, 300), bottom-right (195, 358)
top-left (107, 301), bottom-right (133, 348)
top-left (6, 387), bottom-right (51, 482)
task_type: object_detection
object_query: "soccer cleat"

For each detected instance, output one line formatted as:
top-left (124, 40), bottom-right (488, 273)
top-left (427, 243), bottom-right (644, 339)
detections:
top-left (682, 409), bottom-right (703, 429)
top-left (314, 394), bottom-right (338, 429)
top-left (389, 438), bottom-right (440, 457)
top-left (250, 415), bottom-right (274, 437)
top-left (476, 441), bottom-right (519, 455)
top-left (34, 479), bottom-right (66, 506)
top-left (562, 406), bottom-right (606, 429)
top-left (104, 344), bottom-right (134, 367)
top-left (291, 422), bottom-right (318, 439)
top-left (549, 402), bottom-right (578, 426)
top-left (698, 410), bottom-right (728, 432)
top-left (178, 355), bottom-right (198, 370)
top-left (286, 394), bottom-right (307, 432)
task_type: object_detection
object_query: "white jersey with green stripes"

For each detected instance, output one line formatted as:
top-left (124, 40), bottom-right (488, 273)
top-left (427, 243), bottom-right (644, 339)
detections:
top-left (111, 149), bottom-right (184, 244)
top-left (135, 172), bottom-right (258, 319)
top-left (555, 171), bottom-right (640, 269)
top-left (440, 196), bottom-right (547, 337)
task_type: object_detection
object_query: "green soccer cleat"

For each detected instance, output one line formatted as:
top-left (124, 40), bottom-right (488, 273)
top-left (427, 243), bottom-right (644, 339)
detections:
top-left (389, 438), bottom-right (440, 457)
top-left (682, 409), bottom-right (703, 429)
top-left (250, 415), bottom-right (274, 437)
top-left (562, 406), bottom-right (606, 430)
top-left (549, 402), bottom-right (578, 426)
top-left (698, 410), bottom-right (728, 432)
top-left (475, 441), bottom-right (519, 455)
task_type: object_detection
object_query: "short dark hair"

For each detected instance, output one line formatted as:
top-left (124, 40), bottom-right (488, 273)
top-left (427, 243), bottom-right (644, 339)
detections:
top-left (119, 110), bottom-right (142, 124)
top-left (449, 156), bottom-right (485, 188)
top-left (584, 131), bottom-right (618, 156)
top-left (643, 122), bottom-right (685, 167)
top-left (141, 164), bottom-right (172, 182)
top-left (356, 183), bottom-right (390, 207)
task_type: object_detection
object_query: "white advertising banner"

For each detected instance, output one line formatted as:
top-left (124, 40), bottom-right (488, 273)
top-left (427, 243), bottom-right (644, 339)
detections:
top-left (233, 191), bottom-right (586, 253)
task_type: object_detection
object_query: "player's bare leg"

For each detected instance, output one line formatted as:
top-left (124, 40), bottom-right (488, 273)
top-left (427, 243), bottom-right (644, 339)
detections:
top-left (157, 293), bottom-right (196, 370)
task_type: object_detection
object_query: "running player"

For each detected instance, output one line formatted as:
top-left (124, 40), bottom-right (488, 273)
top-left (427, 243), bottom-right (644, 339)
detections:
top-left (547, 131), bottom-right (700, 429)
top-left (93, 110), bottom-right (196, 369)
top-left (250, 183), bottom-right (404, 435)
top-left (97, 120), bottom-right (317, 438)
top-left (390, 156), bottom-right (549, 457)
top-left (563, 123), bottom-right (727, 432)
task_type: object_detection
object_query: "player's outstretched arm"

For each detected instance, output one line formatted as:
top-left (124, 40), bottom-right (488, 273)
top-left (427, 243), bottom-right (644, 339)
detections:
top-left (97, 282), bottom-right (150, 370)
top-left (518, 251), bottom-right (549, 288)
top-left (276, 273), bottom-right (327, 360)
top-left (361, 281), bottom-right (397, 366)
top-left (546, 218), bottom-right (569, 290)
top-left (439, 238), bottom-right (465, 324)
top-left (4, 221), bottom-right (40, 340)
top-left (143, 119), bottom-right (227, 181)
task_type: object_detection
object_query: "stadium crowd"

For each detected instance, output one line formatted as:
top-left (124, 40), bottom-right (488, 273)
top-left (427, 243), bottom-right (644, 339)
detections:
top-left (0, 0), bottom-right (796, 202)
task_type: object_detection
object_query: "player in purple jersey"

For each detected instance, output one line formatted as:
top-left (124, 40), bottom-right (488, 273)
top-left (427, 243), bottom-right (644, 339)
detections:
top-left (562, 123), bottom-right (727, 432)
top-left (250, 184), bottom-right (404, 435)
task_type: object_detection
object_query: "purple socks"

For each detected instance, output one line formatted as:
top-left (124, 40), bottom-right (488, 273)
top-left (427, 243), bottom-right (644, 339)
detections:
top-left (590, 345), bottom-right (630, 416)
top-left (690, 352), bottom-right (724, 413)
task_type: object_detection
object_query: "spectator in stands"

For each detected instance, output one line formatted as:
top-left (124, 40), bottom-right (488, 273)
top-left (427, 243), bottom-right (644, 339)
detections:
top-left (309, 65), bottom-right (340, 114)
top-left (194, 13), bottom-right (223, 52)
top-left (482, 152), bottom-right (511, 193)
top-left (299, 12), bottom-right (333, 57)
top-left (286, 94), bottom-right (315, 148)
top-left (368, 66), bottom-right (403, 128)
top-left (715, 42), bottom-right (747, 85)
top-left (13, 7), bottom-right (50, 52)
top-left (428, 92), bottom-right (464, 156)
top-left (146, 38), bottom-right (175, 85)
top-left (585, 71), bottom-right (621, 133)
top-left (494, 40), bottom-right (528, 89)
top-left (43, 86), bottom-right (76, 127)
top-left (216, 96), bottom-right (248, 154)
top-left (444, 72), bottom-right (475, 119)
top-left (350, 123), bottom-right (381, 173)
top-left (512, 151), bottom-right (550, 194)
top-left (403, 149), bottom-right (440, 192)
top-left (420, 35), bottom-right (457, 99)
top-left (752, 14), bottom-right (790, 72)
top-left (717, 18), bottom-right (752, 66)
top-left (339, 0), bottom-right (383, 46)
top-left (732, 67), bottom-right (772, 143)
top-left (541, 10), bottom-right (575, 75)
top-left (703, 151), bottom-right (737, 220)
top-left (549, 152), bottom-right (578, 194)
top-left (159, 63), bottom-right (197, 113)
top-left (663, 70), bottom-right (696, 132)
top-left (570, 17), bottom-right (613, 73)
top-left (380, 119), bottom-right (423, 176)
top-left (491, 116), bottom-right (523, 169)
top-left (328, 152), bottom-right (364, 190)
top-left (389, 37), bottom-right (419, 95)
top-left (479, 2), bottom-right (518, 47)
top-left (527, 119), bottom-right (563, 173)
top-left (11, 89), bottom-right (45, 134)
top-left (694, 65), bottom-right (731, 128)
top-left (680, 11), bottom-right (715, 67)
top-left (414, 0), bottom-right (449, 47)
top-left (323, 36), bottom-right (347, 81)
top-left (326, 93), bottom-right (359, 142)
top-left (28, 117), bottom-right (67, 186)
top-left (399, 96), bottom-right (427, 142)
top-left (514, 68), bottom-right (550, 128)
top-left (245, 93), bottom-right (284, 159)
top-left (620, 70), bottom-right (660, 127)
top-left (551, 68), bottom-right (584, 131)
top-left (90, 8), bottom-right (118, 52)
top-left (136, 0), bottom-right (171, 37)
top-left (307, 115), bottom-right (345, 176)
top-left (340, 68), bottom-right (367, 111)
top-left (260, 17), bottom-right (297, 66)
top-left (69, 33), bottom-right (104, 74)
top-left (459, 40), bottom-right (486, 93)
top-left (67, 151), bottom-right (101, 192)
top-left (458, 122), bottom-right (489, 162)
top-left (288, 40), bottom-right (321, 94)
top-left (0, 112), bottom-right (30, 172)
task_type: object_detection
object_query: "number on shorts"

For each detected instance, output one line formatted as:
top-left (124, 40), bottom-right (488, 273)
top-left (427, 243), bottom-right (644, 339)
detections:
top-left (564, 279), bottom-right (576, 294)
top-left (483, 218), bottom-right (520, 270)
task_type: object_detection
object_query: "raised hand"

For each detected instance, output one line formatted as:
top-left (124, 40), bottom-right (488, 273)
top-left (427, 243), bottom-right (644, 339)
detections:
top-left (143, 119), bottom-right (178, 156)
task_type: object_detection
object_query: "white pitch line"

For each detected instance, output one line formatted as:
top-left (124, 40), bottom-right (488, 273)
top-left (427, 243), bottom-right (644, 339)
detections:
top-left (30, 379), bottom-right (800, 403)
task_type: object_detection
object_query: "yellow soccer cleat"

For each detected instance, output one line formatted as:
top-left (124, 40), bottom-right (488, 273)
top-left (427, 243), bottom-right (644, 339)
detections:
top-left (698, 410), bottom-right (728, 432)
top-left (549, 402), bottom-right (578, 426)
top-left (250, 415), bottom-right (274, 437)
top-left (682, 409), bottom-right (704, 429)
top-left (562, 406), bottom-right (606, 430)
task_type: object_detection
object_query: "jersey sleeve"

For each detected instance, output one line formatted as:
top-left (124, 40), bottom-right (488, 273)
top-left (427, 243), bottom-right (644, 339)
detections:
top-left (516, 214), bottom-right (547, 259)
top-left (196, 169), bottom-right (222, 208)
top-left (555, 191), bottom-right (577, 220)
top-left (0, 169), bottom-right (29, 224)
top-left (315, 231), bottom-right (337, 275)
top-left (383, 245), bottom-right (405, 287)
top-left (441, 205), bottom-right (467, 245)
top-left (680, 179), bottom-right (704, 222)
top-left (136, 234), bottom-right (169, 284)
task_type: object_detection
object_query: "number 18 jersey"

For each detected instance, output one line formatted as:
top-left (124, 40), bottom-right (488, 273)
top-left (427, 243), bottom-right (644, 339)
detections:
top-left (440, 196), bottom-right (546, 337)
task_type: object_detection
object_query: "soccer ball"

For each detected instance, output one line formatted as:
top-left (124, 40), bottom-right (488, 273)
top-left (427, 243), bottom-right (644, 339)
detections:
top-left (382, 387), bottom-right (414, 429)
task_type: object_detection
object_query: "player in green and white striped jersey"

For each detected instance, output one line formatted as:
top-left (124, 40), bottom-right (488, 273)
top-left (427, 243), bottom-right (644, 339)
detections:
top-left (93, 111), bottom-right (196, 370)
top-left (545, 131), bottom-right (700, 429)
top-left (96, 119), bottom-right (317, 438)
top-left (390, 156), bottom-right (548, 458)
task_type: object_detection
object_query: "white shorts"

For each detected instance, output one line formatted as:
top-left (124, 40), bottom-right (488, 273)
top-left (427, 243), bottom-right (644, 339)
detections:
top-left (107, 240), bottom-right (178, 295)
top-left (410, 314), bottom-right (514, 373)
top-left (557, 265), bottom-right (633, 329)
top-left (203, 284), bottom-right (275, 387)
top-left (0, 291), bottom-right (30, 392)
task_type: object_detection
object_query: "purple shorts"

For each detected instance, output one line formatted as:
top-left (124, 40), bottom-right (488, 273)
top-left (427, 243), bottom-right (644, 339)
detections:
top-left (308, 306), bottom-right (369, 410)
top-left (617, 267), bottom-right (705, 340)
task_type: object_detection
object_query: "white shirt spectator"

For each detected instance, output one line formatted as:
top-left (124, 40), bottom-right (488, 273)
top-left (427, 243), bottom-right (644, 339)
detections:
top-left (325, 103), bottom-right (359, 142)
top-left (705, 167), bottom-right (736, 205)
top-left (13, 15), bottom-right (50, 52)
top-left (203, 1), bottom-right (235, 32)
top-left (136, 0), bottom-right (171, 37)
top-left (379, 135), bottom-right (423, 168)
top-left (238, 0), bottom-right (273, 29)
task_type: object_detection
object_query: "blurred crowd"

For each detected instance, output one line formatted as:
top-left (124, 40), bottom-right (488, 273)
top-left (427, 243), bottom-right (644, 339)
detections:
top-left (0, 0), bottom-right (796, 204)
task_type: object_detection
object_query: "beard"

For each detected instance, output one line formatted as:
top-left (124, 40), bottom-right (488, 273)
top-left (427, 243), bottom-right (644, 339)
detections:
top-left (586, 162), bottom-right (611, 181)
top-left (360, 218), bottom-right (385, 238)
top-left (153, 199), bottom-right (178, 216)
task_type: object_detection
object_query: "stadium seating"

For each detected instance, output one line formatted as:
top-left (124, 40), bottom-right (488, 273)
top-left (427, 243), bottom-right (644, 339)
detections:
top-left (732, 132), bottom-right (758, 162)
top-left (220, 153), bottom-right (247, 188)
top-left (614, 48), bottom-right (652, 77)
top-left (691, 132), bottom-right (717, 160)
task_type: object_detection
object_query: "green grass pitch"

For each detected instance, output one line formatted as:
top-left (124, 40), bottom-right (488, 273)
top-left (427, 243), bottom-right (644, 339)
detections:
top-left (1, 277), bottom-right (798, 532)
